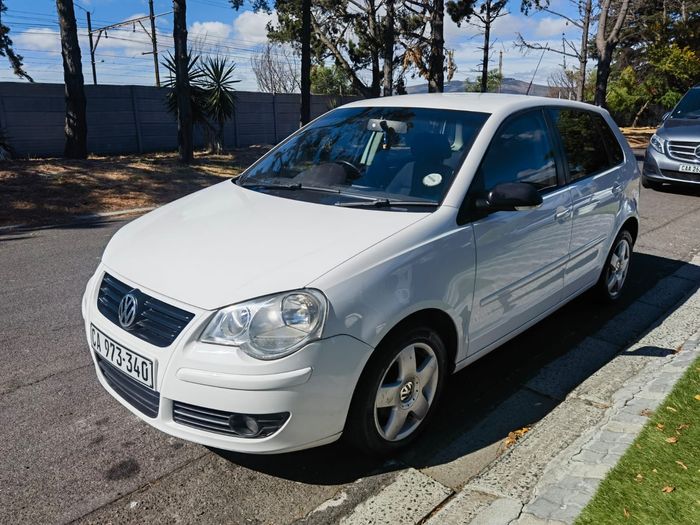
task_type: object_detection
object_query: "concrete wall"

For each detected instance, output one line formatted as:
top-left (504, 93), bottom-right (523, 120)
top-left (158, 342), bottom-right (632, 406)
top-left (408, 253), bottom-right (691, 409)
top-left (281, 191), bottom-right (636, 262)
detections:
top-left (0, 82), bottom-right (358, 157)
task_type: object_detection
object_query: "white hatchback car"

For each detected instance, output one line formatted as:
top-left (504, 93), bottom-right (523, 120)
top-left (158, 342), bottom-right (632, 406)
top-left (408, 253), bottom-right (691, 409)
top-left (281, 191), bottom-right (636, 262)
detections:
top-left (82, 94), bottom-right (640, 455)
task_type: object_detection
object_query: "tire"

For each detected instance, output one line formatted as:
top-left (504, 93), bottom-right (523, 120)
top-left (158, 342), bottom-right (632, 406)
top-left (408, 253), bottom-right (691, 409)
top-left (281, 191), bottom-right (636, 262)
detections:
top-left (345, 326), bottom-right (448, 456)
top-left (596, 229), bottom-right (633, 302)
top-left (641, 175), bottom-right (662, 190)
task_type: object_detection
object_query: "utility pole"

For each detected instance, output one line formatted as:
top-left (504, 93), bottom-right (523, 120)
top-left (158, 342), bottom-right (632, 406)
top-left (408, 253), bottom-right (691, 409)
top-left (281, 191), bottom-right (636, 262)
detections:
top-left (498, 50), bottom-right (502, 93)
top-left (148, 0), bottom-right (160, 87)
top-left (86, 11), bottom-right (97, 85)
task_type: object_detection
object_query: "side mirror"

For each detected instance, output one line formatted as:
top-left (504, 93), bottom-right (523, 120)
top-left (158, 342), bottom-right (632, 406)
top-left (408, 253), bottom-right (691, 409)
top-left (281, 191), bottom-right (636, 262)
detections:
top-left (476, 182), bottom-right (543, 212)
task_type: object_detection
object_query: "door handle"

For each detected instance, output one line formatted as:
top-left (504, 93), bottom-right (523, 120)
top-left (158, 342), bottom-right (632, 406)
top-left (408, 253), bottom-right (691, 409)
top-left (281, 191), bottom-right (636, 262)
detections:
top-left (612, 182), bottom-right (623, 194)
top-left (554, 207), bottom-right (571, 221)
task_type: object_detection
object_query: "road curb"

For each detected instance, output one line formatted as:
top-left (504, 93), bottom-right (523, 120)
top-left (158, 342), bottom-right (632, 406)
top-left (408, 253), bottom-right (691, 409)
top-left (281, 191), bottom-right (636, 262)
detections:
top-left (329, 256), bottom-right (699, 525)
top-left (0, 206), bottom-right (156, 234)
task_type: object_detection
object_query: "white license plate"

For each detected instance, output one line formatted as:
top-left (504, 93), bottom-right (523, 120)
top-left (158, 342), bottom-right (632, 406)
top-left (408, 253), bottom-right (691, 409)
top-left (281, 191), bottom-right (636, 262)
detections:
top-left (90, 324), bottom-right (155, 389)
top-left (679, 164), bottom-right (700, 174)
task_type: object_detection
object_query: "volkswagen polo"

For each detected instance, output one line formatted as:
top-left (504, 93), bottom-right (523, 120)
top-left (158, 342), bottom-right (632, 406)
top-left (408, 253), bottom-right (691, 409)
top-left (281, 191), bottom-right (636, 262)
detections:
top-left (82, 94), bottom-right (640, 455)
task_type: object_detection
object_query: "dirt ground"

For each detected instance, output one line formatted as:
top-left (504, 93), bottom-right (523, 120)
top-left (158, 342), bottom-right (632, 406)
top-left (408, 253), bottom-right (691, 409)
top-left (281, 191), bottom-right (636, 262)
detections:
top-left (0, 147), bottom-right (270, 228)
top-left (620, 127), bottom-right (655, 149)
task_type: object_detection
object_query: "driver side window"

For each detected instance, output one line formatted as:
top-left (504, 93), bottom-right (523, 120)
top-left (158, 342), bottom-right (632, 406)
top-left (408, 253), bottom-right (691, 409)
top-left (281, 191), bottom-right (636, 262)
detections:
top-left (476, 110), bottom-right (558, 192)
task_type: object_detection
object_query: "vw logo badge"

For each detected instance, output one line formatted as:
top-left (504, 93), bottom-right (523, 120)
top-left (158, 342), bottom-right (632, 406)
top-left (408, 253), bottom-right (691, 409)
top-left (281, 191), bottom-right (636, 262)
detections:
top-left (118, 292), bottom-right (139, 329)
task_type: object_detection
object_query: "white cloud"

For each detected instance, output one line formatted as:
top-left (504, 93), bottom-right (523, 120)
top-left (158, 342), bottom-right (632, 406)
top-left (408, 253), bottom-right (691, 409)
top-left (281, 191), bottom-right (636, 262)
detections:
top-left (189, 21), bottom-right (233, 43)
top-left (534, 16), bottom-right (571, 38)
top-left (232, 10), bottom-right (278, 45)
top-left (14, 28), bottom-right (61, 52)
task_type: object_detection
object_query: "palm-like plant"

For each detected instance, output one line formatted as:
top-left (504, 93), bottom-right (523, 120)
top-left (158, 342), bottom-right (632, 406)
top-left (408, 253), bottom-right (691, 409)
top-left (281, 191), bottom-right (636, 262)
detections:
top-left (201, 56), bottom-right (240, 153)
top-left (162, 52), bottom-right (240, 153)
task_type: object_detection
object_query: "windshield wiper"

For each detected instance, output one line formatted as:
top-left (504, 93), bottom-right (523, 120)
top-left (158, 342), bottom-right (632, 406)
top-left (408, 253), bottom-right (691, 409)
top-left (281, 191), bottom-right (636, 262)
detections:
top-left (239, 181), bottom-right (341, 193)
top-left (335, 198), bottom-right (439, 209)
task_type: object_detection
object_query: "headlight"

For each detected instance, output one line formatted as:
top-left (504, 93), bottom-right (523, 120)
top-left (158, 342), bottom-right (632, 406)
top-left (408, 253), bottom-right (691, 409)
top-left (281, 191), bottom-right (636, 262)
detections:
top-left (200, 289), bottom-right (327, 360)
top-left (650, 134), bottom-right (665, 154)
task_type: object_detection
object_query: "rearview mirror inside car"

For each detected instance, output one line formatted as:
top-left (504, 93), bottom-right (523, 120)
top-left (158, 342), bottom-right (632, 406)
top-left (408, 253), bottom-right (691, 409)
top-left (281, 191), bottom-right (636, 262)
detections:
top-left (476, 182), bottom-right (543, 212)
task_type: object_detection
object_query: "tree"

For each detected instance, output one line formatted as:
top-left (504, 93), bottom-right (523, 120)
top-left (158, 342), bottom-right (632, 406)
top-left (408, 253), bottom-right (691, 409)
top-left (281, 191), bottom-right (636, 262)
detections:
top-left (201, 56), bottom-right (240, 152)
top-left (447, 0), bottom-right (508, 93)
top-left (229, 1), bottom-right (313, 123)
top-left (517, 0), bottom-right (594, 102)
top-left (173, 0), bottom-right (193, 163)
top-left (593, 0), bottom-right (631, 107)
top-left (251, 42), bottom-right (300, 93)
top-left (55, 0), bottom-right (87, 159)
top-left (0, 1), bottom-right (32, 81)
top-left (310, 64), bottom-right (356, 95)
top-left (383, 0), bottom-right (396, 96)
top-left (607, 45), bottom-right (700, 125)
top-left (464, 68), bottom-right (502, 92)
top-left (163, 53), bottom-right (240, 153)
top-left (400, 0), bottom-right (447, 92)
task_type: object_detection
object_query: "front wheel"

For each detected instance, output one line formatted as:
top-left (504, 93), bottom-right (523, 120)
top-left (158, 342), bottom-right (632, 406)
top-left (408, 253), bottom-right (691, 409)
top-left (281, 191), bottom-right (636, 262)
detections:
top-left (345, 326), bottom-right (447, 456)
top-left (597, 230), bottom-right (633, 302)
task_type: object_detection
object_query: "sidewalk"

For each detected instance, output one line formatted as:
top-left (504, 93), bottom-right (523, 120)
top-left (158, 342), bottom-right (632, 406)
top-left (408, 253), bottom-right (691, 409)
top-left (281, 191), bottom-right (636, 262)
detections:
top-left (323, 256), bottom-right (700, 525)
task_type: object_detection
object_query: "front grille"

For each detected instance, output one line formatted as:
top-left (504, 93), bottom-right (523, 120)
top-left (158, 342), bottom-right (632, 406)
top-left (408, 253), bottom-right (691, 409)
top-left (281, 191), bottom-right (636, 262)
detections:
top-left (96, 354), bottom-right (160, 418)
top-left (660, 169), bottom-right (700, 183)
top-left (172, 401), bottom-right (289, 438)
top-left (667, 141), bottom-right (700, 162)
top-left (97, 273), bottom-right (194, 348)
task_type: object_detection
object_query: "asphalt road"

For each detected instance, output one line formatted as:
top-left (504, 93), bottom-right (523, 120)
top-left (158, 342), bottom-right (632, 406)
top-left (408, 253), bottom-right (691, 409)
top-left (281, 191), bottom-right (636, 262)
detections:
top-left (1, 183), bottom-right (699, 525)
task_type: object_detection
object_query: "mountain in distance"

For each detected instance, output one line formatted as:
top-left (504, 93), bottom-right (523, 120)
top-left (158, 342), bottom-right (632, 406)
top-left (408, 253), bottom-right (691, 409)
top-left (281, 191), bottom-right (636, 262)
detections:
top-left (405, 77), bottom-right (551, 97)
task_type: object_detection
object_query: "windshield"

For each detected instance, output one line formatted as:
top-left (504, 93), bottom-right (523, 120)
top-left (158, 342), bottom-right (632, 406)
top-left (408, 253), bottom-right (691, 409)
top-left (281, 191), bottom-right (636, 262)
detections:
top-left (670, 88), bottom-right (700, 119)
top-left (238, 106), bottom-right (489, 206)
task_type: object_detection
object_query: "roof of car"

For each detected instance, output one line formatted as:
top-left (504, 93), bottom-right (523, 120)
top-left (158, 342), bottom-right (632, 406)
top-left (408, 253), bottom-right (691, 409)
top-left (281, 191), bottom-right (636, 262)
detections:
top-left (342, 93), bottom-right (607, 117)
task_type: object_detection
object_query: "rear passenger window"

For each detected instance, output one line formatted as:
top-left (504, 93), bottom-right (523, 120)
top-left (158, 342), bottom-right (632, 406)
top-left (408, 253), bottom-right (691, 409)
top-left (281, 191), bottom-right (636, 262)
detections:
top-left (477, 110), bottom-right (558, 192)
top-left (549, 109), bottom-right (624, 182)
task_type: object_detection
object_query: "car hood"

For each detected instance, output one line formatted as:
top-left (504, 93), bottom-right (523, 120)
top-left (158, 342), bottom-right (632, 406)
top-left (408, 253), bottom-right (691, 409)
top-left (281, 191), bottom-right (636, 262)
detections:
top-left (659, 119), bottom-right (700, 140)
top-left (102, 181), bottom-right (428, 310)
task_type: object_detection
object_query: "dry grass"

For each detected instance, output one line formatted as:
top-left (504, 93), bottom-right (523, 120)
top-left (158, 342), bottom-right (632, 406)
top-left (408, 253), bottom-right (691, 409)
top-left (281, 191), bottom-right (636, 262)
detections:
top-left (0, 147), bottom-right (269, 228)
top-left (620, 127), bottom-right (656, 149)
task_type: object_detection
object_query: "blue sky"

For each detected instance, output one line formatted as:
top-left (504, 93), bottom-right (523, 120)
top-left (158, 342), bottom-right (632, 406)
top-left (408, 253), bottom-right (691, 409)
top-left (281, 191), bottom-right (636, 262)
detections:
top-left (1, 0), bottom-right (581, 90)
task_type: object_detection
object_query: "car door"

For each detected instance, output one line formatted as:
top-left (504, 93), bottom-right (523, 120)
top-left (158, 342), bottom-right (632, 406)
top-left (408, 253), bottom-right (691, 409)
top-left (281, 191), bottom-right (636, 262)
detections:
top-left (547, 108), bottom-right (625, 297)
top-left (466, 109), bottom-right (573, 355)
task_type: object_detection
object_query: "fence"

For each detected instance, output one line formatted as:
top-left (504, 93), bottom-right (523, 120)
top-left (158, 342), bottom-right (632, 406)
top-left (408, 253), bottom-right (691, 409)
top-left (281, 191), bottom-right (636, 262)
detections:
top-left (0, 82), bottom-right (359, 158)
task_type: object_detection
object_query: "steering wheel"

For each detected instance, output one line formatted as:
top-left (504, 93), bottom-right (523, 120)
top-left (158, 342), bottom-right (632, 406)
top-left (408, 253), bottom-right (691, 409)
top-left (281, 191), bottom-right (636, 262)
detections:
top-left (334, 160), bottom-right (362, 180)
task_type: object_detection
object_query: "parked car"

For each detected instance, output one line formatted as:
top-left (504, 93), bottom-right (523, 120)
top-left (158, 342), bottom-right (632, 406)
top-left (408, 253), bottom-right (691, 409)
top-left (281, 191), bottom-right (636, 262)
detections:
top-left (82, 94), bottom-right (640, 455)
top-left (643, 84), bottom-right (700, 189)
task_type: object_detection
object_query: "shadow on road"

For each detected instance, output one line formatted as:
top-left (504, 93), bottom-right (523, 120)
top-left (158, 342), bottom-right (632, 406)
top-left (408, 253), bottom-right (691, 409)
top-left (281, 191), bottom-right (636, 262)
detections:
top-left (213, 252), bottom-right (697, 485)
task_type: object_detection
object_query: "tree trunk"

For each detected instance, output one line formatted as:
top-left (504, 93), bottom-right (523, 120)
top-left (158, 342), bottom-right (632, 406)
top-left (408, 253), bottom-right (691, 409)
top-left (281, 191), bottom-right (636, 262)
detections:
top-left (480, 3), bottom-right (491, 93)
top-left (576, 0), bottom-right (591, 102)
top-left (594, 43), bottom-right (613, 107)
top-left (368, 0), bottom-right (381, 97)
top-left (300, 0), bottom-right (311, 125)
top-left (173, 0), bottom-right (192, 163)
top-left (382, 0), bottom-right (395, 96)
top-left (632, 99), bottom-right (650, 127)
top-left (56, 0), bottom-right (87, 159)
top-left (428, 0), bottom-right (444, 93)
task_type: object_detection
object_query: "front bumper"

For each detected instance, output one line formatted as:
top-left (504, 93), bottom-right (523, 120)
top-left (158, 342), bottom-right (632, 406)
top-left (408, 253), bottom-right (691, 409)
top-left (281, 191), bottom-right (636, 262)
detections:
top-left (643, 147), bottom-right (700, 184)
top-left (82, 266), bottom-right (374, 454)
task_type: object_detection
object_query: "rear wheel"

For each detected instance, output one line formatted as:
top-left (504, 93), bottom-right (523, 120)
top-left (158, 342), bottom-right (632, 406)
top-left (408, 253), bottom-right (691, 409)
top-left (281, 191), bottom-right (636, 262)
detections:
top-left (597, 230), bottom-right (633, 302)
top-left (346, 326), bottom-right (447, 456)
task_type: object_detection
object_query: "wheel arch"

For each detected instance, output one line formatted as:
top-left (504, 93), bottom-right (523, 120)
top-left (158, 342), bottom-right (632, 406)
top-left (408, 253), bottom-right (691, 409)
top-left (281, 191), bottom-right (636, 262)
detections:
top-left (620, 216), bottom-right (639, 245)
top-left (374, 308), bottom-right (459, 373)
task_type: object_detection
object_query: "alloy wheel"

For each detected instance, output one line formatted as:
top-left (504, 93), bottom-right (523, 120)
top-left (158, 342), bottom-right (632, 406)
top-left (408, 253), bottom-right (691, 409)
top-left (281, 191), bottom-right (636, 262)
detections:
top-left (373, 342), bottom-right (439, 442)
top-left (606, 237), bottom-right (631, 298)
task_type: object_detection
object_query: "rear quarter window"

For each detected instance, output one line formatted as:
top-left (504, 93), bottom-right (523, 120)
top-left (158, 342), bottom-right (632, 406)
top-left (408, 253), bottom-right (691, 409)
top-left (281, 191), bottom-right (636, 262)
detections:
top-left (548, 108), bottom-right (624, 182)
